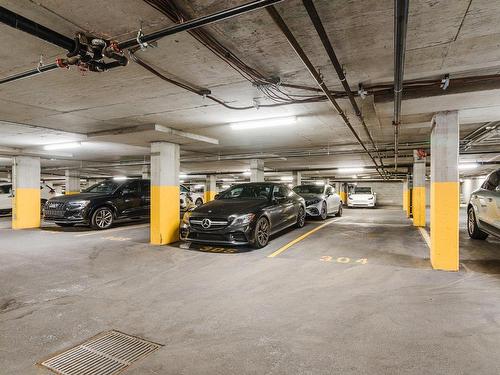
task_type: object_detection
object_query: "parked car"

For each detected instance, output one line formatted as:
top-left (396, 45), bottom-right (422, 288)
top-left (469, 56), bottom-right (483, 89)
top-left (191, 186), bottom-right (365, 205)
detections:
top-left (0, 182), bottom-right (57, 216)
top-left (467, 169), bottom-right (500, 240)
top-left (292, 184), bottom-right (342, 219)
top-left (43, 179), bottom-right (151, 229)
top-left (347, 186), bottom-right (377, 208)
top-left (180, 184), bottom-right (204, 207)
top-left (180, 182), bottom-right (306, 248)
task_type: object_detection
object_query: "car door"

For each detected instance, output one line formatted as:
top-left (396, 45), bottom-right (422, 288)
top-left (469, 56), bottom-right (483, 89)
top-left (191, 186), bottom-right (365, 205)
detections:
top-left (268, 185), bottom-right (288, 232)
top-left (116, 180), bottom-right (142, 217)
top-left (483, 171), bottom-right (499, 231)
top-left (475, 172), bottom-right (498, 227)
top-left (325, 185), bottom-right (338, 213)
top-left (279, 185), bottom-right (296, 226)
top-left (140, 180), bottom-right (151, 217)
top-left (0, 184), bottom-right (12, 211)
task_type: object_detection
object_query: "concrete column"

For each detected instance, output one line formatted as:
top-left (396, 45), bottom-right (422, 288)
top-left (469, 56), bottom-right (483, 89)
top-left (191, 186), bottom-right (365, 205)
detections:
top-left (65, 170), bottom-right (80, 195)
top-left (150, 142), bottom-right (180, 245)
top-left (204, 175), bottom-right (217, 202)
top-left (430, 111), bottom-right (459, 271)
top-left (412, 150), bottom-right (426, 227)
top-left (402, 177), bottom-right (408, 213)
top-left (12, 156), bottom-right (41, 229)
top-left (250, 159), bottom-right (264, 182)
top-left (141, 165), bottom-right (151, 179)
top-left (292, 171), bottom-right (302, 186)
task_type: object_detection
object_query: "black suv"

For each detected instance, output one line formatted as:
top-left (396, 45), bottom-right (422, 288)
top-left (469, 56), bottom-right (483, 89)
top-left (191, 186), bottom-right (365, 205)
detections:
top-left (43, 179), bottom-right (150, 229)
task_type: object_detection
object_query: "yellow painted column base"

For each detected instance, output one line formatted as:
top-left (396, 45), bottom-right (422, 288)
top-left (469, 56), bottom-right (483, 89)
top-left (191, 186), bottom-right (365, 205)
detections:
top-left (12, 188), bottom-right (41, 229)
top-left (204, 191), bottom-right (217, 203)
top-left (340, 192), bottom-right (347, 204)
top-left (431, 182), bottom-right (459, 271)
top-left (151, 185), bottom-right (180, 245)
top-left (412, 187), bottom-right (426, 227)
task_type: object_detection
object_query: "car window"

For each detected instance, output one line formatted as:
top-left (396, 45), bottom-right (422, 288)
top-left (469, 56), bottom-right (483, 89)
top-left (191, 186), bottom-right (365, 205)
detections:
top-left (325, 186), bottom-right (333, 195)
top-left (293, 185), bottom-right (324, 194)
top-left (273, 185), bottom-right (289, 198)
top-left (0, 184), bottom-right (12, 194)
top-left (84, 180), bottom-right (121, 194)
top-left (141, 180), bottom-right (150, 195)
top-left (483, 172), bottom-right (499, 191)
top-left (123, 181), bottom-right (140, 194)
top-left (354, 187), bottom-right (372, 194)
top-left (219, 184), bottom-right (272, 200)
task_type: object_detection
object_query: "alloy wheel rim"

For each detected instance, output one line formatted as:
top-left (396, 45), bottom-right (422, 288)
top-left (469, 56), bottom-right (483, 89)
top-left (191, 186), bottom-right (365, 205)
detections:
top-left (299, 209), bottom-right (305, 226)
top-left (468, 209), bottom-right (474, 234)
top-left (96, 209), bottom-right (112, 228)
top-left (257, 219), bottom-right (269, 245)
top-left (321, 204), bottom-right (327, 219)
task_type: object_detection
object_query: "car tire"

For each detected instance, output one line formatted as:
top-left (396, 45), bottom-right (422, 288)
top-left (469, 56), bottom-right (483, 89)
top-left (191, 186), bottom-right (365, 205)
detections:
top-left (91, 207), bottom-right (114, 230)
top-left (195, 198), bottom-right (203, 207)
top-left (319, 202), bottom-right (328, 220)
top-left (296, 206), bottom-right (306, 228)
top-left (336, 204), bottom-right (342, 217)
top-left (468, 206), bottom-right (488, 240)
top-left (56, 223), bottom-right (75, 227)
top-left (252, 217), bottom-right (270, 248)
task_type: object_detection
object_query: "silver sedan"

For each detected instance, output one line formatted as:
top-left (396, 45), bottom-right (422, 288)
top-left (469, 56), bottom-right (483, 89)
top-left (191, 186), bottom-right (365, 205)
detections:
top-left (293, 184), bottom-right (342, 220)
top-left (468, 169), bottom-right (500, 239)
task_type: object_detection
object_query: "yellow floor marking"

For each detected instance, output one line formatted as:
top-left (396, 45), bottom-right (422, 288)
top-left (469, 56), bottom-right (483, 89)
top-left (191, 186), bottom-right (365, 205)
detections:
top-left (75, 223), bottom-right (149, 237)
top-left (267, 218), bottom-right (342, 258)
top-left (418, 227), bottom-right (431, 249)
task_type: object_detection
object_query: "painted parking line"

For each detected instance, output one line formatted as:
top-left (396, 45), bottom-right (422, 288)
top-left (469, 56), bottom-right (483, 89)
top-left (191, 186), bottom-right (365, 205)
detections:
top-left (418, 227), bottom-right (431, 249)
top-left (74, 223), bottom-right (149, 237)
top-left (334, 221), bottom-right (410, 228)
top-left (267, 217), bottom-right (342, 258)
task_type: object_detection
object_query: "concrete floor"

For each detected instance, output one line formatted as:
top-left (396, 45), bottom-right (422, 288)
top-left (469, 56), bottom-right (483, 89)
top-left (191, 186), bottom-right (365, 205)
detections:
top-left (0, 208), bottom-right (499, 374)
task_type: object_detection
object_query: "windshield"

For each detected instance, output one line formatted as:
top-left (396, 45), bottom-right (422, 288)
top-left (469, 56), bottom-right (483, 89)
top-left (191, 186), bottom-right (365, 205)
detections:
top-left (293, 185), bottom-right (324, 194)
top-left (354, 187), bottom-right (372, 194)
top-left (83, 180), bottom-right (121, 194)
top-left (218, 184), bottom-right (272, 200)
top-left (0, 184), bottom-right (11, 194)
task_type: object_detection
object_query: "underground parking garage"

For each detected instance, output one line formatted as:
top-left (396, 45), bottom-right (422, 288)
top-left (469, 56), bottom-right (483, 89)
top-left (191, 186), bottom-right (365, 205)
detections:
top-left (0, 0), bottom-right (500, 373)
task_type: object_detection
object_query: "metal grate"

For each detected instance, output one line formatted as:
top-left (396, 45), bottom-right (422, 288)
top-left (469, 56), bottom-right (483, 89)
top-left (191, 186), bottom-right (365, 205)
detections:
top-left (38, 330), bottom-right (162, 375)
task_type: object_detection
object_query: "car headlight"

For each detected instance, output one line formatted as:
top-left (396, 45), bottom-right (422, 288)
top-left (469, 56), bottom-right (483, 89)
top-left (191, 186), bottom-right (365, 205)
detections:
top-left (230, 213), bottom-right (255, 226)
top-left (306, 198), bottom-right (321, 205)
top-left (67, 200), bottom-right (90, 209)
top-left (182, 211), bottom-right (192, 224)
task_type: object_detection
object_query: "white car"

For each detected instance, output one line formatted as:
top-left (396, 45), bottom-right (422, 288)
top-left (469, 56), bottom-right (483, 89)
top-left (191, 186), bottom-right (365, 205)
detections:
top-left (467, 169), bottom-right (499, 240)
top-left (180, 184), bottom-right (204, 207)
top-left (347, 186), bottom-right (377, 208)
top-left (0, 182), bottom-right (57, 216)
top-left (293, 184), bottom-right (342, 219)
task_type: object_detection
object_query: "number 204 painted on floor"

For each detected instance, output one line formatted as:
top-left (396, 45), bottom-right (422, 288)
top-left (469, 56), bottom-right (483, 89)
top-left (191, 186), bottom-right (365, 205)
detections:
top-left (320, 256), bottom-right (368, 265)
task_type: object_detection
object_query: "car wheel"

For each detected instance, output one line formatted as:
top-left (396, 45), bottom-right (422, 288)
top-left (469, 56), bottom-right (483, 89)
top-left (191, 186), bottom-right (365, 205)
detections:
top-left (56, 223), bottom-right (75, 227)
top-left (320, 202), bottom-right (328, 220)
top-left (91, 207), bottom-right (114, 230)
top-left (252, 217), bottom-right (270, 248)
top-left (296, 206), bottom-right (306, 228)
top-left (336, 204), bottom-right (342, 217)
top-left (195, 198), bottom-right (203, 207)
top-left (467, 207), bottom-right (488, 240)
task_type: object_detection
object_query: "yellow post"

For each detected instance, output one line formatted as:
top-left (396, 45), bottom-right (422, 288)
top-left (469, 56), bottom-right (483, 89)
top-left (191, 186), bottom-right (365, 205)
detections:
top-left (12, 156), bottom-right (41, 229)
top-left (430, 111), bottom-right (459, 271)
top-left (204, 175), bottom-right (217, 202)
top-left (150, 142), bottom-right (180, 245)
top-left (412, 150), bottom-right (426, 227)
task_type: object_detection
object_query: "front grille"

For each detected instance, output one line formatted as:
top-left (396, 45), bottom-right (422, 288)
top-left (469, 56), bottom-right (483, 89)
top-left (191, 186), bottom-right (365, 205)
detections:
top-left (190, 217), bottom-right (229, 231)
top-left (189, 232), bottom-right (227, 242)
top-left (44, 201), bottom-right (66, 218)
top-left (39, 330), bottom-right (162, 375)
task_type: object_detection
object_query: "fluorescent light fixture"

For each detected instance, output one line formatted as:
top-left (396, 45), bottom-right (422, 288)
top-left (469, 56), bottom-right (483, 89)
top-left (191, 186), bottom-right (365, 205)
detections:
top-left (221, 184), bottom-right (230, 189)
top-left (230, 116), bottom-right (297, 130)
top-left (221, 178), bottom-right (235, 182)
top-left (179, 174), bottom-right (188, 179)
top-left (337, 167), bottom-right (364, 174)
top-left (194, 184), bottom-right (204, 189)
top-left (314, 181), bottom-right (324, 185)
top-left (280, 176), bottom-right (293, 182)
top-left (242, 171), bottom-right (251, 176)
top-left (459, 163), bottom-right (479, 170)
top-left (43, 142), bottom-right (81, 151)
top-left (113, 176), bottom-right (127, 180)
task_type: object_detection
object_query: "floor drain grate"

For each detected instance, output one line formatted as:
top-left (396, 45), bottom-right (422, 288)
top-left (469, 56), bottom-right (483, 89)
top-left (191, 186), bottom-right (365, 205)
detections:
top-left (38, 330), bottom-right (162, 375)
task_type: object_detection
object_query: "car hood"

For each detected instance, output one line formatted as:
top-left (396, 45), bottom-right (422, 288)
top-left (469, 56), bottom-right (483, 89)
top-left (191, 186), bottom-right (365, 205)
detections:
top-left (297, 193), bottom-right (324, 200)
top-left (192, 199), bottom-right (268, 217)
top-left (49, 192), bottom-right (111, 202)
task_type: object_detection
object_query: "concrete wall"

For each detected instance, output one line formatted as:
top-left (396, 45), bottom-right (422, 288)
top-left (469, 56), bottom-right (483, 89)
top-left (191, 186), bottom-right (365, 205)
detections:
top-left (354, 181), bottom-right (403, 206)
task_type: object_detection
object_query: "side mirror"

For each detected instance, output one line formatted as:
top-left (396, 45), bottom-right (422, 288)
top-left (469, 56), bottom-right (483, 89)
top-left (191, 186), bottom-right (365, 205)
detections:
top-left (214, 194), bottom-right (220, 200)
top-left (274, 193), bottom-right (286, 201)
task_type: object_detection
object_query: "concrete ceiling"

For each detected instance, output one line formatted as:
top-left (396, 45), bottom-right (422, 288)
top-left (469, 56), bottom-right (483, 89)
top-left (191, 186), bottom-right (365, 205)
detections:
top-left (0, 0), bottom-right (499, 179)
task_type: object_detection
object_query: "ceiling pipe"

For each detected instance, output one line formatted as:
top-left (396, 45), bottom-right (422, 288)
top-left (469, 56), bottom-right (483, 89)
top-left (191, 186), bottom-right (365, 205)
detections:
top-left (0, 0), bottom-right (285, 85)
top-left (393, 0), bottom-right (409, 171)
top-left (301, 0), bottom-right (387, 177)
top-left (265, 5), bottom-right (384, 178)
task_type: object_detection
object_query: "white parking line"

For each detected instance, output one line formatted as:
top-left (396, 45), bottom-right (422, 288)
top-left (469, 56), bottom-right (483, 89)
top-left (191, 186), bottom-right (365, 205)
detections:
top-left (75, 223), bottom-right (149, 237)
top-left (418, 227), bottom-right (431, 249)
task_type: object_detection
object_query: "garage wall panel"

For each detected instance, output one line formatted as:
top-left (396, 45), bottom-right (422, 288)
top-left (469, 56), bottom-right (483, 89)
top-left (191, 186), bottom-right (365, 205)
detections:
top-left (355, 182), bottom-right (403, 206)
